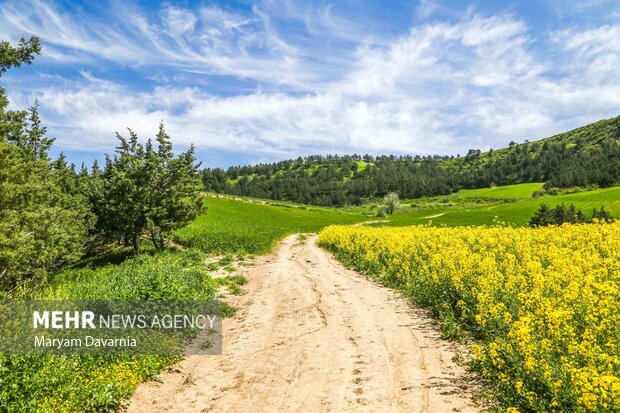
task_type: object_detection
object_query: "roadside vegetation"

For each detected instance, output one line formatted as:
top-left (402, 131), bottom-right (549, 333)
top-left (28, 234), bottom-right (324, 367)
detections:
top-left (1, 248), bottom-right (234, 412)
top-left (319, 222), bottom-right (620, 412)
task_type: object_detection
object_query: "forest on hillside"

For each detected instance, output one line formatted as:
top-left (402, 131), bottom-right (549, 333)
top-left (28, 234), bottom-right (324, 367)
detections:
top-left (203, 117), bottom-right (620, 206)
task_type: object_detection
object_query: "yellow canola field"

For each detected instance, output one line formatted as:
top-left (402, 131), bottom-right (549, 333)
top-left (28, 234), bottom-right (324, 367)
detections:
top-left (319, 223), bottom-right (620, 412)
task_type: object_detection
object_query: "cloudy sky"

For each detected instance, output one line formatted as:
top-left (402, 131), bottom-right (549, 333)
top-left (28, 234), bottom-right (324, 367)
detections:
top-left (1, 0), bottom-right (619, 167)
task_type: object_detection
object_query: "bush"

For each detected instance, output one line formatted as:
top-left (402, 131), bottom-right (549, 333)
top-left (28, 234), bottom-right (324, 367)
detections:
top-left (592, 206), bottom-right (615, 223)
top-left (529, 203), bottom-right (614, 227)
top-left (0, 248), bottom-right (230, 412)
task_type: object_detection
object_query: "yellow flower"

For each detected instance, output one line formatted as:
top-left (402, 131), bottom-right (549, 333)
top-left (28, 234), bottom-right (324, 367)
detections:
top-left (319, 222), bottom-right (620, 412)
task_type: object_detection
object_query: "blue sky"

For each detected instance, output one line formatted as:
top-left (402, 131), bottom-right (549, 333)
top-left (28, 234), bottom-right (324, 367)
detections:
top-left (1, 0), bottom-right (619, 168)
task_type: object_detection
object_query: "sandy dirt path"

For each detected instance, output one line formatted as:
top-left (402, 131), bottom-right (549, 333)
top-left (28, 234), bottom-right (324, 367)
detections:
top-left (128, 234), bottom-right (478, 413)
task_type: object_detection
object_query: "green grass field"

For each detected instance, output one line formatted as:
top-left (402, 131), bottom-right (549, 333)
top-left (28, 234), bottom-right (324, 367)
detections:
top-left (447, 182), bottom-right (544, 199)
top-left (174, 196), bottom-right (368, 254)
top-left (388, 185), bottom-right (620, 227)
top-left (3, 247), bottom-right (242, 412)
top-left (355, 183), bottom-right (546, 217)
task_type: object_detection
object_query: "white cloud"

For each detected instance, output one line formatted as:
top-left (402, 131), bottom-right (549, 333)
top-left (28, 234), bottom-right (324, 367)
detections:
top-left (546, 0), bottom-right (618, 18)
top-left (162, 6), bottom-right (197, 35)
top-left (416, 0), bottom-right (440, 20)
top-left (0, 0), bottom-right (323, 88)
top-left (2, 1), bottom-right (620, 165)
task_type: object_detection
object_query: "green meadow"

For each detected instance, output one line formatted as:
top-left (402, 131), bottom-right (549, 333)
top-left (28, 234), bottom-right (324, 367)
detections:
top-left (445, 182), bottom-right (544, 199)
top-left (388, 185), bottom-right (620, 227)
top-left (174, 196), bottom-right (368, 254)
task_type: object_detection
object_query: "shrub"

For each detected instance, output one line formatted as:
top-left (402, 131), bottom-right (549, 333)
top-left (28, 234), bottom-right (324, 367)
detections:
top-left (383, 192), bottom-right (400, 215)
top-left (529, 203), bottom-right (614, 227)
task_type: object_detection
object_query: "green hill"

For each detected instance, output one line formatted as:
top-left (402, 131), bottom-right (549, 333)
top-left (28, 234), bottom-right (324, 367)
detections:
top-left (203, 116), bottom-right (620, 207)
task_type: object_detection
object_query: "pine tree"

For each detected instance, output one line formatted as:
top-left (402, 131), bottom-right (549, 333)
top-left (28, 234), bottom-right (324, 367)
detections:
top-left (93, 123), bottom-right (204, 252)
top-left (592, 206), bottom-right (614, 223)
top-left (529, 204), bottom-right (553, 227)
top-left (0, 37), bottom-right (91, 291)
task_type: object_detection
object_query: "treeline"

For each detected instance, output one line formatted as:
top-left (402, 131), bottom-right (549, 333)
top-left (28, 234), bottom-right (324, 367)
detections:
top-left (0, 38), bottom-right (203, 292)
top-left (204, 117), bottom-right (620, 206)
top-left (203, 154), bottom-right (457, 206)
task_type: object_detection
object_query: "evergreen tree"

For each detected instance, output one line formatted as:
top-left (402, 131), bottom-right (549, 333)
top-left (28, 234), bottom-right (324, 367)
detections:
top-left (529, 203), bottom-right (610, 227)
top-left (0, 37), bottom-right (91, 290)
top-left (93, 123), bottom-right (204, 252)
top-left (529, 204), bottom-right (553, 227)
top-left (592, 206), bottom-right (614, 222)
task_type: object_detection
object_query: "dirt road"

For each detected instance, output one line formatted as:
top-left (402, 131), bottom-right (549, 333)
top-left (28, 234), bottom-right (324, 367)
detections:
top-left (128, 234), bottom-right (478, 413)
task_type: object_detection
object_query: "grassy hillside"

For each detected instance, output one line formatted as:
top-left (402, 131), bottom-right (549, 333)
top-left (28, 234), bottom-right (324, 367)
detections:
top-left (204, 116), bottom-right (620, 206)
top-left (387, 185), bottom-right (620, 227)
top-left (174, 196), bottom-right (368, 254)
top-left (447, 182), bottom-right (544, 199)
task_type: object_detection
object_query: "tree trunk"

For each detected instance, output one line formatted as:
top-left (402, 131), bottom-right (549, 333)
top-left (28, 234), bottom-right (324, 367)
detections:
top-left (133, 232), bottom-right (140, 253)
top-left (149, 230), bottom-right (158, 249)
